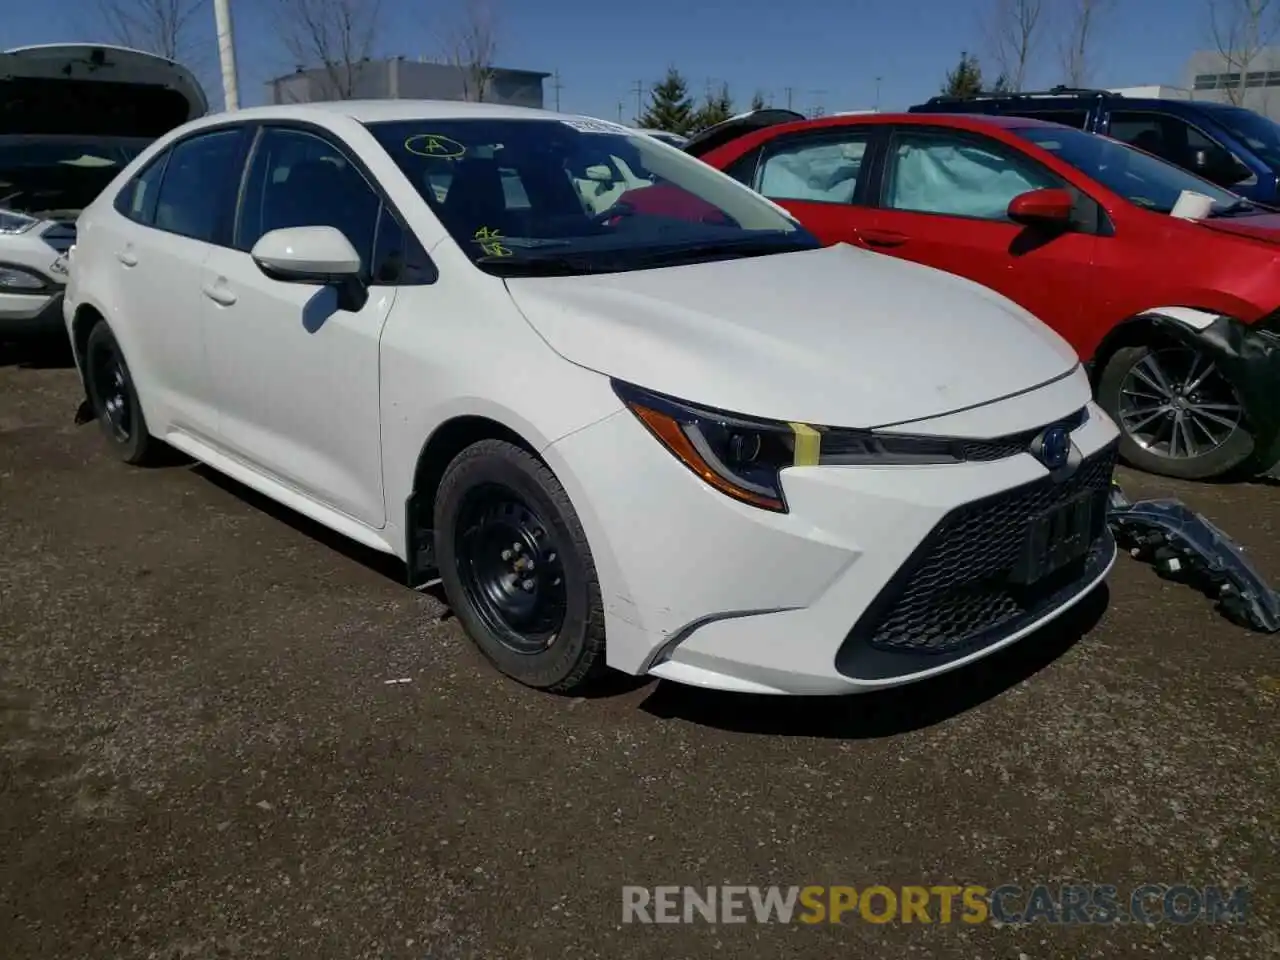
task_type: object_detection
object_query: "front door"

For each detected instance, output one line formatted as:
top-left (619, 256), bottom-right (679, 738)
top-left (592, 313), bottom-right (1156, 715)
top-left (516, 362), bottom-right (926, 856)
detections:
top-left (863, 127), bottom-right (1099, 348)
top-left (200, 124), bottom-right (394, 528)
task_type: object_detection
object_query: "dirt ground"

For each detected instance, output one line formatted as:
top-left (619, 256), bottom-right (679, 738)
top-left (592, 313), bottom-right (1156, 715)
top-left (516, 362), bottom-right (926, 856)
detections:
top-left (1, 339), bottom-right (1277, 960)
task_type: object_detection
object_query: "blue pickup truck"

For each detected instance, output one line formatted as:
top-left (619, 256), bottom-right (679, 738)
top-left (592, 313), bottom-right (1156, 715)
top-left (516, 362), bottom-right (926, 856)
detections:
top-left (910, 87), bottom-right (1280, 205)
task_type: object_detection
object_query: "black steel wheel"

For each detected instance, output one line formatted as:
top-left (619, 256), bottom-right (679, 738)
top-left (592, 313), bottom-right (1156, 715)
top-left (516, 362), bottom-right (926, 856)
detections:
top-left (1099, 342), bottom-right (1256, 481)
top-left (434, 439), bottom-right (606, 692)
top-left (83, 322), bottom-right (157, 465)
top-left (454, 487), bottom-right (569, 654)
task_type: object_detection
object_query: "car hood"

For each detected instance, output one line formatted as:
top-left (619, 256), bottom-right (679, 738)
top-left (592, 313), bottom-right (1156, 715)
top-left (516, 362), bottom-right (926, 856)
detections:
top-left (503, 243), bottom-right (1080, 428)
top-left (1, 44), bottom-right (207, 137)
top-left (1195, 211), bottom-right (1280, 243)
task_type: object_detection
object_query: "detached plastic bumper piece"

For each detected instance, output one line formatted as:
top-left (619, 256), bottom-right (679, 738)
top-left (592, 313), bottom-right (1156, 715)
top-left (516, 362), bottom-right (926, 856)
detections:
top-left (1107, 483), bottom-right (1280, 633)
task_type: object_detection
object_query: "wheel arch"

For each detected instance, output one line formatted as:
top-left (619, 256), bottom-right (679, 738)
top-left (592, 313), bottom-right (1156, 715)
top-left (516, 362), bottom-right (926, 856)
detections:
top-left (69, 301), bottom-right (107, 375)
top-left (1088, 306), bottom-right (1238, 386)
top-left (403, 413), bottom-right (544, 585)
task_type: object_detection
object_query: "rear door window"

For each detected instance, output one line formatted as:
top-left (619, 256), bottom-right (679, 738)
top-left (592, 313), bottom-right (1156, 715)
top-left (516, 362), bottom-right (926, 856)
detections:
top-left (152, 128), bottom-right (246, 243)
top-left (115, 152), bottom-right (170, 225)
top-left (755, 132), bottom-right (875, 204)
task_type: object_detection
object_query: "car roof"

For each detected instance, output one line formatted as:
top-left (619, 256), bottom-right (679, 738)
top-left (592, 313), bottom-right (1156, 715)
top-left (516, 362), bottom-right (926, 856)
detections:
top-left (741, 111), bottom-right (1063, 138)
top-left (190, 99), bottom-right (604, 127)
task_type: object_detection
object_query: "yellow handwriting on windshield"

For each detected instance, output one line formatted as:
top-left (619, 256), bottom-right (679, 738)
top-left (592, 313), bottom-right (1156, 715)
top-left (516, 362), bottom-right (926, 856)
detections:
top-left (404, 134), bottom-right (467, 159)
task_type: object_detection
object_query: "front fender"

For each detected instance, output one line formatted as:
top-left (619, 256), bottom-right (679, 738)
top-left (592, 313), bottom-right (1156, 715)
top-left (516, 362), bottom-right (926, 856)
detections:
top-left (1136, 309), bottom-right (1280, 471)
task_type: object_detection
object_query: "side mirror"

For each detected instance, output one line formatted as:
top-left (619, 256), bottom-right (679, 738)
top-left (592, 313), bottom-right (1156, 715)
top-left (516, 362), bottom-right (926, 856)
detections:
top-left (251, 226), bottom-right (362, 283)
top-left (251, 226), bottom-right (367, 312)
top-left (1007, 187), bottom-right (1074, 227)
top-left (1193, 147), bottom-right (1253, 186)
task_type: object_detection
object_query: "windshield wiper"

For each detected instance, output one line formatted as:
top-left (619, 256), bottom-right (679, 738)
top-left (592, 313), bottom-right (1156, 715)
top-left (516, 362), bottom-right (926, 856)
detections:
top-left (475, 251), bottom-right (623, 276)
top-left (1209, 199), bottom-right (1258, 218)
top-left (475, 234), bottom-right (818, 277)
top-left (626, 236), bottom-right (818, 268)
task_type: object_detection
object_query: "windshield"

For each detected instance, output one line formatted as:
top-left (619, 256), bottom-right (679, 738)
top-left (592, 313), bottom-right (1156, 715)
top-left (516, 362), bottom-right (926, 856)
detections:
top-left (1014, 125), bottom-right (1245, 215)
top-left (365, 118), bottom-right (817, 276)
top-left (0, 135), bottom-right (150, 216)
top-left (1201, 104), bottom-right (1280, 170)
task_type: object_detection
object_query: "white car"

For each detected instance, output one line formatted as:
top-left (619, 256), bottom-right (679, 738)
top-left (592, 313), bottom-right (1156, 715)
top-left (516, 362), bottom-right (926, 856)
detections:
top-left (65, 100), bottom-right (1120, 696)
top-left (0, 44), bottom-right (206, 338)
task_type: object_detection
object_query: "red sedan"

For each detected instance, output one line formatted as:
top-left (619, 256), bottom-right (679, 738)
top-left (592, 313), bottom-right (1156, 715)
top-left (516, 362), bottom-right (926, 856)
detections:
top-left (675, 109), bottom-right (1280, 481)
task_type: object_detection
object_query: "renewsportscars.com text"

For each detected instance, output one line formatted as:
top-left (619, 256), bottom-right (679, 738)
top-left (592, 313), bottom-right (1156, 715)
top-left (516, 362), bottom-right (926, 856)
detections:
top-left (621, 884), bottom-right (1250, 925)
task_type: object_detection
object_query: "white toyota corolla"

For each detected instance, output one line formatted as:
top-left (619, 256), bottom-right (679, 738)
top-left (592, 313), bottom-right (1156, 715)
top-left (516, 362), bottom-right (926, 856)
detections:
top-left (64, 100), bottom-right (1119, 696)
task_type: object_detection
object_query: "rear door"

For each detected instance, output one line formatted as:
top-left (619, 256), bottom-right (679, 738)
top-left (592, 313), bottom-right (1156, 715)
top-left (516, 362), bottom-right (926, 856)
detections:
top-left (722, 126), bottom-right (886, 246)
top-left (860, 126), bottom-right (1101, 347)
top-left (105, 125), bottom-right (248, 438)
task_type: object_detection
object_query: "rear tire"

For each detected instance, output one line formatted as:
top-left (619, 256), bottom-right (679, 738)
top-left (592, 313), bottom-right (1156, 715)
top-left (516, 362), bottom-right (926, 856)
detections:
top-left (83, 322), bottom-right (159, 466)
top-left (1098, 342), bottom-right (1254, 481)
top-left (433, 439), bottom-right (606, 693)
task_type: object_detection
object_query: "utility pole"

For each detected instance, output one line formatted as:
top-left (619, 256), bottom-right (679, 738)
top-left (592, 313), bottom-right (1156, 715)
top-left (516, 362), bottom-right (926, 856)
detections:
top-left (616, 101), bottom-right (624, 122)
top-left (783, 86), bottom-right (794, 110)
top-left (551, 69), bottom-right (563, 111)
top-left (874, 76), bottom-right (882, 111)
top-left (212, 0), bottom-right (240, 111)
top-left (631, 79), bottom-right (645, 121)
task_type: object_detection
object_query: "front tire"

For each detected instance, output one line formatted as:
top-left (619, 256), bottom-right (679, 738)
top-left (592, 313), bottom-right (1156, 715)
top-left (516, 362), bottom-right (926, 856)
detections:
top-left (1098, 342), bottom-right (1256, 481)
top-left (433, 439), bottom-right (606, 693)
top-left (83, 322), bottom-right (158, 465)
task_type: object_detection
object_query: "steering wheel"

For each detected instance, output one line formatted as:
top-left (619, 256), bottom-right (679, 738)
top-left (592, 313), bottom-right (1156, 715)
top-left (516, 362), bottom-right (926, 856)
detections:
top-left (588, 201), bottom-right (635, 226)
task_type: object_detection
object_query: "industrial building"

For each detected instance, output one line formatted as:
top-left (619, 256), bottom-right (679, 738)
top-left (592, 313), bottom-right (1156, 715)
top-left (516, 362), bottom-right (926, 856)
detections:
top-left (266, 57), bottom-right (550, 108)
top-left (1184, 47), bottom-right (1280, 120)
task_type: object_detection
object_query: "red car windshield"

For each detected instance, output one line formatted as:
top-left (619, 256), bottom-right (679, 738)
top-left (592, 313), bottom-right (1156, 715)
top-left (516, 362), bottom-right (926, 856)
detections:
top-left (1014, 125), bottom-right (1245, 215)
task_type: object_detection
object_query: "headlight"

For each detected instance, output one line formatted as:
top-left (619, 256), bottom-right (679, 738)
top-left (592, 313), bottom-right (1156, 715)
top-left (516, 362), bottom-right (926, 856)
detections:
top-left (0, 210), bottom-right (38, 235)
top-left (613, 381), bottom-right (963, 513)
top-left (0, 265), bottom-right (48, 291)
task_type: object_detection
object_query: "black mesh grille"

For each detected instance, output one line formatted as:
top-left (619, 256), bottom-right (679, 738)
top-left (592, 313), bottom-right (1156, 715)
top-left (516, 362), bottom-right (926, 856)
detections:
top-left (958, 407), bottom-right (1089, 462)
top-left (846, 444), bottom-right (1117, 659)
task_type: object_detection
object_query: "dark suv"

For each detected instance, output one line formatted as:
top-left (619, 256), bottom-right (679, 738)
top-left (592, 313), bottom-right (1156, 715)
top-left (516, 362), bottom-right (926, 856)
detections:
top-left (910, 87), bottom-right (1280, 205)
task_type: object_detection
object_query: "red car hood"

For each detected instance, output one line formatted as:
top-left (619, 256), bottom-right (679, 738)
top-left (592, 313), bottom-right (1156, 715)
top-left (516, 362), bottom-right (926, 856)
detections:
top-left (1196, 212), bottom-right (1280, 243)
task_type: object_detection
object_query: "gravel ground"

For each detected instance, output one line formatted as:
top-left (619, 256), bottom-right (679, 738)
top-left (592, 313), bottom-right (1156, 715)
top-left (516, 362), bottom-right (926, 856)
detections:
top-left (1, 340), bottom-right (1277, 960)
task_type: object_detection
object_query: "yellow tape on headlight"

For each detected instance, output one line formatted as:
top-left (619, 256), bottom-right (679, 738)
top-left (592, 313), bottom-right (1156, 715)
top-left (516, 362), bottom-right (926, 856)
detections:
top-left (789, 423), bottom-right (822, 466)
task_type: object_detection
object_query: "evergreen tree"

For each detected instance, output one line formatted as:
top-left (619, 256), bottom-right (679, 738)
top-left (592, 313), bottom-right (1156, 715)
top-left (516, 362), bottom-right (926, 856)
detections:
top-left (692, 82), bottom-right (733, 133)
top-left (750, 90), bottom-right (766, 111)
top-left (637, 68), bottom-right (695, 135)
top-left (991, 72), bottom-right (1011, 94)
top-left (941, 51), bottom-right (984, 98)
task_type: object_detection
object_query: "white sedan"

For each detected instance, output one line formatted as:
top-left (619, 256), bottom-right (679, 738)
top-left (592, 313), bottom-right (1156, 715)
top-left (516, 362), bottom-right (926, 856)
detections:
top-left (64, 100), bottom-right (1119, 696)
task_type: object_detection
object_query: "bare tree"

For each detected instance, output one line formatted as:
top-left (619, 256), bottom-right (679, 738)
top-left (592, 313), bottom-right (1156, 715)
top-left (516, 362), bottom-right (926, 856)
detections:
top-left (448, 0), bottom-right (500, 102)
top-left (97, 0), bottom-right (205, 63)
top-left (1059, 0), bottom-right (1118, 87)
top-left (273, 0), bottom-right (383, 100)
top-left (985, 0), bottom-right (1045, 92)
top-left (1209, 0), bottom-right (1280, 104)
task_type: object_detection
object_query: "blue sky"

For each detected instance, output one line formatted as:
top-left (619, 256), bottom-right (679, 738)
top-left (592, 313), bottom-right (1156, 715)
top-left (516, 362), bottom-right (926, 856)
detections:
top-left (8, 0), bottom-right (1216, 120)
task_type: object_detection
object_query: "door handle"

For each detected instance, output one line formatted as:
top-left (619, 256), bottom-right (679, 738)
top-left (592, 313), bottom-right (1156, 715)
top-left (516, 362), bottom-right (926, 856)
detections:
top-left (116, 250), bottom-right (138, 267)
top-left (857, 229), bottom-right (910, 248)
top-left (201, 283), bottom-right (237, 306)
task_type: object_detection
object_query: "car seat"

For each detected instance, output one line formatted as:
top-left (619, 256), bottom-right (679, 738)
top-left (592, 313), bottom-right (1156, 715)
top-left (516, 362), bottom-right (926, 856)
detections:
top-left (441, 158), bottom-right (511, 238)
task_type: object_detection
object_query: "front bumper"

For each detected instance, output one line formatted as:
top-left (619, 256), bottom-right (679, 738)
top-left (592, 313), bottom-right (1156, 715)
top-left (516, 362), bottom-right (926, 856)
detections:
top-left (0, 289), bottom-right (64, 336)
top-left (545, 382), bottom-right (1121, 696)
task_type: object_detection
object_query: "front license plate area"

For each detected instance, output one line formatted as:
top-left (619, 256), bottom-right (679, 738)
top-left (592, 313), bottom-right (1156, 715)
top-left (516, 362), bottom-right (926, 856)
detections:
top-left (1012, 491), bottom-right (1102, 585)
